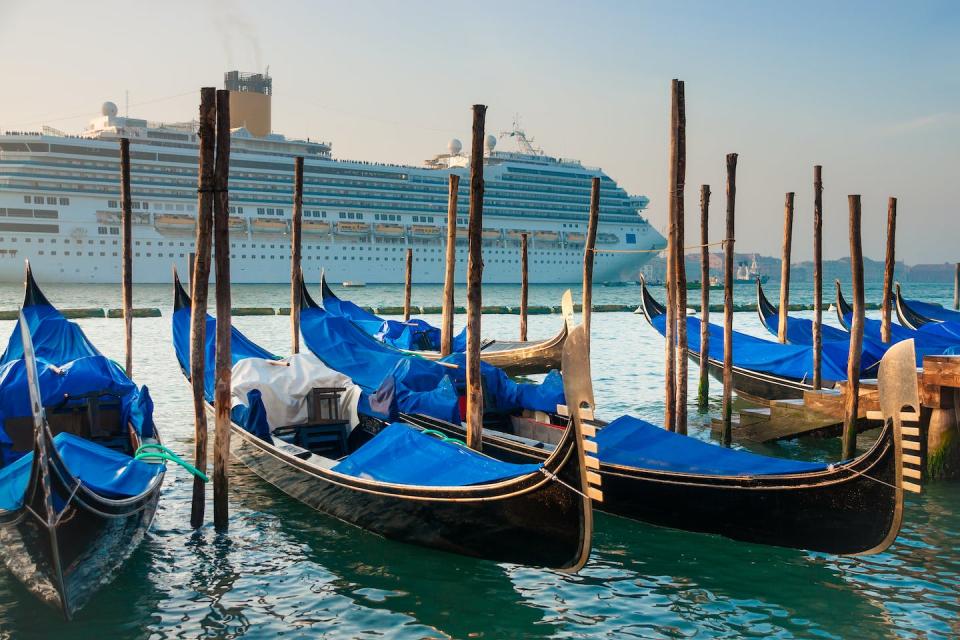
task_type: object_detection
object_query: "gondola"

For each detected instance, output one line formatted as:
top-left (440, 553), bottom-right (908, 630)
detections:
top-left (316, 271), bottom-right (567, 376)
top-left (0, 264), bottom-right (165, 619)
top-left (894, 283), bottom-right (960, 329)
top-left (637, 277), bottom-right (881, 404)
top-left (171, 272), bottom-right (596, 572)
top-left (756, 279), bottom-right (849, 344)
top-left (402, 303), bottom-right (921, 555)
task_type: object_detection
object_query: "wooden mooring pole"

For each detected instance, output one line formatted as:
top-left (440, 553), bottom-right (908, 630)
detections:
top-left (697, 185), bottom-right (710, 410)
top-left (721, 153), bottom-right (738, 447)
top-left (403, 248), bottom-right (413, 322)
top-left (465, 104), bottom-right (486, 451)
top-left (189, 87), bottom-right (216, 529)
top-left (842, 195), bottom-right (865, 460)
top-left (119, 138), bottom-right (133, 378)
top-left (880, 197), bottom-right (897, 343)
top-left (777, 192), bottom-right (795, 343)
top-left (812, 166), bottom-right (823, 390)
top-left (955, 263), bottom-right (959, 310)
top-left (664, 79), bottom-right (681, 432)
top-left (291, 156), bottom-right (304, 354)
top-left (583, 177), bottom-right (600, 343)
top-left (674, 81), bottom-right (688, 434)
top-left (520, 232), bottom-right (529, 341)
top-left (440, 174), bottom-right (459, 356)
top-left (212, 89), bottom-right (232, 531)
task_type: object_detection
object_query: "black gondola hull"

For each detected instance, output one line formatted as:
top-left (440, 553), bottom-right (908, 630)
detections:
top-left (403, 413), bottom-right (902, 555)
top-left (0, 429), bottom-right (162, 619)
top-left (226, 418), bottom-right (591, 571)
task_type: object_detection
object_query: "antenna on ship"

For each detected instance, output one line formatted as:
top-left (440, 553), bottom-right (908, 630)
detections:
top-left (499, 115), bottom-right (543, 156)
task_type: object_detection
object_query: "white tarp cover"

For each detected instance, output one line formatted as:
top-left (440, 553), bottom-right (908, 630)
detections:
top-left (231, 353), bottom-right (362, 431)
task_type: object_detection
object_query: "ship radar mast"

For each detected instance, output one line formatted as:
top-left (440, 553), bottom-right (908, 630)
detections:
top-left (499, 115), bottom-right (544, 156)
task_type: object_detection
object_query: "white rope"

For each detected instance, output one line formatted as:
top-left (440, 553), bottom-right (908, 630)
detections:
top-left (539, 467), bottom-right (590, 500)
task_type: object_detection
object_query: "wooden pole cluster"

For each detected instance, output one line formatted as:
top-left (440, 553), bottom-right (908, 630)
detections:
top-left (465, 104), bottom-right (486, 452)
top-left (697, 185), bottom-right (710, 410)
top-left (842, 195), bottom-right (865, 460)
top-left (212, 89), bottom-right (232, 531)
top-left (582, 177), bottom-right (600, 343)
top-left (290, 156), bottom-right (304, 354)
top-left (663, 79), bottom-right (680, 432)
top-left (673, 80), bottom-right (688, 435)
top-left (880, 197), bottom-right (897, 343)
top-left (119, 138), bottom-right (133, 378)
top-left (189, 87), bottom-right (216, 529)
top-left (721, 153), bottom-right (738, 447)
top-left (440, 174), bottom-right (459, 356)
top-left (519, 233), bottom-right (529, 341)
top-left (777, 192), bottom-right (795, 343)
top-left (403, 248), bottom-right (413, 322)
top-left (812, 166), bottom-right (823, 390)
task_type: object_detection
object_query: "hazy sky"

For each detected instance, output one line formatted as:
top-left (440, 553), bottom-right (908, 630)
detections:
top-left (1, 1), bottom-right (957, 264)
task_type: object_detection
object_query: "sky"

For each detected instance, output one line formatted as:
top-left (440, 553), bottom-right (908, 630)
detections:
top-left (0, 0), bottom-right (957, 264)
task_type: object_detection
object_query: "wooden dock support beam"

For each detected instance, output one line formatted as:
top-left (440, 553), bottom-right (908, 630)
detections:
top-left (212, 89), bottom-right (232, 531)
top-left (881, 197), bottom-right (897, 343)
top-left (189, 87), bottom-right (216, 529)
top-left (955, 263), bottom-right (959, 310)
top-left (721, 153), bottom-right (738, 447)
top-left (440, 174), bottom-right (459, 356)
top-left (290, 156), bottom-right (304, 354)
top-left (664, 79), bottom-right (681, 432)
top-left (672, 80), bottom-right (688, 434)
top-left (119, 138), bottom-right (133, 378)
top-left (842, 195), bottom-right (865, 460)
top-left (777, 192), bottom-right (794, 343)
top-left (812, 166), bottom-right (823, 390)
top-left (403, 248), bottom-right (413, 322)
top-left (697, 185), bottom-right (710, 410)
top-left (583, 177), bottom-right (600, 342)
top-left (465, 104), bottom-right (486, 452)
top-left (520, 232), bottom-right (529, 341)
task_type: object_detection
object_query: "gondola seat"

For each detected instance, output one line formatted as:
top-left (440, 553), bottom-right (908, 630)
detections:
top-left (273, 422), bottom-right (350, 459)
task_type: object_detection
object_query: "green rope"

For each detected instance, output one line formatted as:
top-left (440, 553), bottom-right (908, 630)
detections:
top-left (135, 444), bottom-right (209, 482)
top-left (419, 429), bottom-right (466, 446)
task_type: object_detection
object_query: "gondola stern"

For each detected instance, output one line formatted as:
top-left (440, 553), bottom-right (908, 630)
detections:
top-left (835, 280), bottom-right (852, 330)
top-left (320, 268), bottom-right (338, 303)
top-left (300, 270), bottom-right (321, 310)
top-left (893, 282), bottom-right (928, 330)
top-left (172, 268), bottom-right (192, 312)
top-left (22, 260), bottom-right (52, 309)
top-left (756, 279), bottom-right (779, 334)
top-left (637, 275), bottom-right (666, 326)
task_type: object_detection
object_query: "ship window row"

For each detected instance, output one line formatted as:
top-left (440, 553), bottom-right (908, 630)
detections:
top-left (374, 214), bottom-right (401, 222)
top-left (338, 211), bottom-right (364, 220)
top-left (24, 195), bottom-right (69, 206)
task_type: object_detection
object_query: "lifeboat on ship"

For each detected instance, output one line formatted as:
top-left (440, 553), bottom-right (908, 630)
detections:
top-left (505, 230), bottom-right (526, 242)
top-left (303, 220), bottom-right (332, 235)
top-left (374, 223), bottom-right (405, 237)
top-left (410, 224), bottom-right (440, 239)
top-left (335, 221), bottom-right (370, 236)
top-left (534, 230), bottom-right (560, 243)
top-left (481, 228), bottom-right (502, 240)
top-left (154, 213), bottom-right (195, 231)
top-left (252, 218), bottom-right (288, 234)
top-left (565, 232), bottom-right (586, 244)
top-left (97, 211), bottom-right (121, 224)
top-left (597, 232), bottom-right (619, 245)
top-left (228, 216), bottom-right (248, 232)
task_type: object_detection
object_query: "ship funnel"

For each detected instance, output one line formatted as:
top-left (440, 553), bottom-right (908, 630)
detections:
top-left (224, 70), bottom-right (272, 137)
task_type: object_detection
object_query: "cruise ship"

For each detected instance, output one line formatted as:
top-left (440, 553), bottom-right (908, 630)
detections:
top-left (0, 71), bottom-right (664, 284)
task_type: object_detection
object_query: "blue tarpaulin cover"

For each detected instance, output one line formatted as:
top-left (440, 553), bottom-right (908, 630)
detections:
top-left (0, 432), bottom-right (163, 511)
top-left (833, 311), bottom-right (960, 364)
top-left (0, 299), bottom-right (155, 466)
top-left (300, 305), bottom-right (564, 421)
top-left (332, 422), bottom-right (542, 486)
top-left (323, 289), bottom-right (467, 352)
top-left (652, 314), bottom-right (882, 381)
top-left (759, 307), bottom-right (849, 344)
top-left (905, 298), bottom-right (960, 324)
top-left (595, 415), bottom-right (832, 475)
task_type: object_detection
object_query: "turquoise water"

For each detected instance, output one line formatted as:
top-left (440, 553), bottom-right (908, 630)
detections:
top-left (0, 279), bottom-right (956, 639)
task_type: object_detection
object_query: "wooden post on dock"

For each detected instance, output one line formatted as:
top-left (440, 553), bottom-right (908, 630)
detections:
top-left (721, 153), bottom-right (738, 447)
top-left (955, 264), bottom-right (960, 310)
top-left (290, 156), bottom-right (304, 354)
top-left (440, 174), bottom-right (459, 356)
top-left (465, 104), bottom-right (486, 451)
top-left (582, 177), bottom-right (600, 343)
top-left (189, 87), bottom-right (216, 529)
top-left (212, 89), bottom-right (232, 531)
top-left (812, 166), bottom-right (823, 390)
top-left (673, 80), bottom-right (688, 435)
top-left (777, 192), bottom-right (795, 343)
top-left (842, 195), bottom-right (865, 460)
top-left (664, 79), bottom-right (681, 432)
top-left (697, 185), bottom-right (710, 409)
top-left (119, 138), bottom-right (133, 377)
top-left (520, 233), bottom-right (529, 341)
top-left (880, 197), bottom-right (897, 343)
top-left (403, 248), bottom-right (413, 322)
